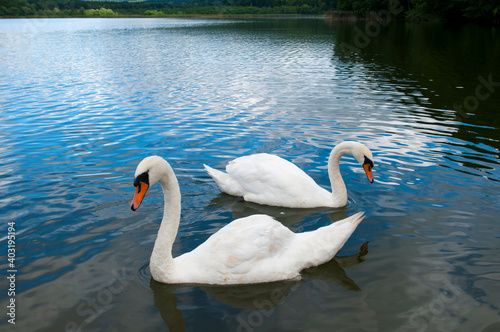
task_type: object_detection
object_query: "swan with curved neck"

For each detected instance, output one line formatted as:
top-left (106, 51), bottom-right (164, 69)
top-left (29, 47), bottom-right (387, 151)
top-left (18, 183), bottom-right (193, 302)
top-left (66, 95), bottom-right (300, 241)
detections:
top-left (130, 156), bottom-right (365, 285)
top-left (204, 141), bottom-right (374, 208)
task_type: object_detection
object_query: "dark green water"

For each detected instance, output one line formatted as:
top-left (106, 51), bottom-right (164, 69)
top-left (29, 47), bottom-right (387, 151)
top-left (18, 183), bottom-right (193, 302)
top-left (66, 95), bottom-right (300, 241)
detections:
top-left (0, 18), bottom-right (499, 331)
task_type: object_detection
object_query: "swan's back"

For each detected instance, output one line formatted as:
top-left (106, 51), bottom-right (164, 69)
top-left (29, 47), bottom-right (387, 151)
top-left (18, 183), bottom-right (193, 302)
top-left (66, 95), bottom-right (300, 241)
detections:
top-left (174, 214), bottom-right (299, 284)
top-left (226, 154), bottom-right (332, 208)
top-left (173, 212), bottom-right (365, 285)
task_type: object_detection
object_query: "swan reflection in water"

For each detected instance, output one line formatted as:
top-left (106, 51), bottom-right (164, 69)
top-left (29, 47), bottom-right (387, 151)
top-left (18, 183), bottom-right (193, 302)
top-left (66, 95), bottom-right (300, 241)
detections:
top-left (208, 192), bottom-right (353, 229)
top-left (131, 156), bottom-right (370, 330)
top-left (150, 241), bottom-right (368, 331)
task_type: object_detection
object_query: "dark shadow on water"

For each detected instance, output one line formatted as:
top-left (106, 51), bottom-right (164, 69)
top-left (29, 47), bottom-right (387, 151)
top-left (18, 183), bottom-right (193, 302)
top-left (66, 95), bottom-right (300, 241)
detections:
top-left (333, 21), bottom-right (500, 153)
top-left (150, 241), bottom-right (369, 331)
top-left (301, 241), bottom-right (369, 291)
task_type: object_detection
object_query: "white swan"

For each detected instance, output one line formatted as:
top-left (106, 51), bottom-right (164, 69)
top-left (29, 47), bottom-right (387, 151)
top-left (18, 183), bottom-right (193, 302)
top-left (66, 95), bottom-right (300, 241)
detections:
top-left (204, 141), bottom-right (374, 208)
top-left (130, 155), bottom-right (366, 285)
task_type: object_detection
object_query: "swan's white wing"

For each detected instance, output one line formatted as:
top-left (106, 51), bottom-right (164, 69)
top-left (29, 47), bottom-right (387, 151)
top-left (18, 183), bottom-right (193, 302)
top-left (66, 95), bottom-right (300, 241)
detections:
top-left (173, 213), bottom-right (365, 284)
top-left (176, 215), bottom-right (297, 283)
top-left (226, 154), bottom-right (330, 207)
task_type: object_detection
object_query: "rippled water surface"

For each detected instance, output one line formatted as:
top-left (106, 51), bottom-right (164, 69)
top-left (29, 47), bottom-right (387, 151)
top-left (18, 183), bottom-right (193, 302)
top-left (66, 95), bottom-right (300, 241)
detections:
top-left (1, 18), bottom-right (499, 331)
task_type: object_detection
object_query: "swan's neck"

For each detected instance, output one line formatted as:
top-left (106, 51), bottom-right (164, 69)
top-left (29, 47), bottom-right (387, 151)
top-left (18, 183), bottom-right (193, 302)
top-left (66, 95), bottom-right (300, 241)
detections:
top-left (149, 166), bottom-right (181, 282)
top-left (327, 143), bottom-right (351, 207)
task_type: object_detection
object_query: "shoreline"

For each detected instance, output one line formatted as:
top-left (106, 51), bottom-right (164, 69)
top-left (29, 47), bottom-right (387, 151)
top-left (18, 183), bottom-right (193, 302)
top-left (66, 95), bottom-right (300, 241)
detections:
top-left (1, 13), bottom-right (497, 25)
top-left (1, 14), bottom-right (324, 19)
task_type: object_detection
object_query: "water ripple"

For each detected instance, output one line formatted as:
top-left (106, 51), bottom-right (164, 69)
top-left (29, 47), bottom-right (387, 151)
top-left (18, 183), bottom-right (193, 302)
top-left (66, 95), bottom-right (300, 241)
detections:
top-left (1, 18), bottom-right (499, 331)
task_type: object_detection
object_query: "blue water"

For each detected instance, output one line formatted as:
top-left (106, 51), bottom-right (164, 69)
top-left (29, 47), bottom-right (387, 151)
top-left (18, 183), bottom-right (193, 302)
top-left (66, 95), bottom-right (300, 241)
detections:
top-left (1, 18), bottom-right (499, 331)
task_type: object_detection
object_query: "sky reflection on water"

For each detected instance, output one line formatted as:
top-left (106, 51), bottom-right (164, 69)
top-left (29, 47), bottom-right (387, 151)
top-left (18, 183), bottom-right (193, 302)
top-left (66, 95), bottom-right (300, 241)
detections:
top-left (0, 18), bottom-right (499, 331)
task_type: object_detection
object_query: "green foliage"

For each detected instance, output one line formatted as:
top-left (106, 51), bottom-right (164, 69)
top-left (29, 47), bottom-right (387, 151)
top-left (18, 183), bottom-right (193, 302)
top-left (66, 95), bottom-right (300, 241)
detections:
top-left (338, 0), bottom-right (386, 14)
top-left (0, 0), bottom-right (336, 16)
top-left (0, 0), bottom-right (498, 22)
top-left (458, 0), bottom-right (500, 20)
top-left (85, 7), bottom-right (116, 16)
top-left (337, 0), bottom-right (500, 22)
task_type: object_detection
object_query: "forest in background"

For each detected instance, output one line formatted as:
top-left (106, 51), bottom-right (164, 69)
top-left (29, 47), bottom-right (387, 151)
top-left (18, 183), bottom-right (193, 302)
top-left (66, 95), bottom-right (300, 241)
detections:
top-left (0, 0), bottom-right (499, 23)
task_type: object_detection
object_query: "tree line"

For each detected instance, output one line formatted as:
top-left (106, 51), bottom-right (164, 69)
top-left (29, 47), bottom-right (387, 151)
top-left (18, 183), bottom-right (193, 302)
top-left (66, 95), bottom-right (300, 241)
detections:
top-left (0, 0), bottom-right (338, 16)
top-left (337, 0), bottom-right (500, 22)
top-left (0, 0), bottom-right (498, 22)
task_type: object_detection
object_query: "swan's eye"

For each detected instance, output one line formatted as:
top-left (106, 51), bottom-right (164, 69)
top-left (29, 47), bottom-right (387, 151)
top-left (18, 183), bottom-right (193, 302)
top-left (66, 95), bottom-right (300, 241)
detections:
top-left (134, 172), bottom-right (150, 189)
top-left (363, 156), bottom-right (374, 169)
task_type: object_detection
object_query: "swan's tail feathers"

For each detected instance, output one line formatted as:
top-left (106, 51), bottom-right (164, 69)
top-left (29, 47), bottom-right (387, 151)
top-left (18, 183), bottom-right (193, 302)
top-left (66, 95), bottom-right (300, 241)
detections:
top-left (337, 211), bottom-right (365, 228)
top-left (204, 164), bottom-right (225, 189)
top-left (204, 164), bottom-right (223, 179)
top-left (204, 164), bottom-right (244, 197)
top-left (295, 212), bottom-right (366, 270)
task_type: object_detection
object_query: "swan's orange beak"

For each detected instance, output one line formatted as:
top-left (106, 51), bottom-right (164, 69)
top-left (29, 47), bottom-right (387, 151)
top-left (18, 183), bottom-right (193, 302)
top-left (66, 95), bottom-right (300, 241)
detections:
top-left (131, 182), bottom-right (149, 211)
top-left (363, 163), bottom-right (374, 183)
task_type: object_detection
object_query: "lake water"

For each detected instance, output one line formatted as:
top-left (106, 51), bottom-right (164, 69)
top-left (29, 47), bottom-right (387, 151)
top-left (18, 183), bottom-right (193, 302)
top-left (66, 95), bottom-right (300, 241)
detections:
top-left (1, 17), bottom-right (499, 332)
